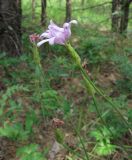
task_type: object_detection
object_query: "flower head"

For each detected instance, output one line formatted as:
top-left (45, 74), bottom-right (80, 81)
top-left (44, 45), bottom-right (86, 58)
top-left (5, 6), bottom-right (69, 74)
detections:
top-left (52, 118), bottom-right (64, 128)
top-left (37, 20), bottom-right (77, 47)
top-left (29, 33), bottom-right (40, 43)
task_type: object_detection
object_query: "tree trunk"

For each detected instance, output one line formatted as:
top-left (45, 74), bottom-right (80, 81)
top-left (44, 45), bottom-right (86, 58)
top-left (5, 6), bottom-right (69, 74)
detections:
top-left (41, 0), bottom-right (47, 26)
top-left (111, 0), bottom-right (131, 33)
top-left (0, 0), bottom-right (22, 55)
top-left (120, 0), bottom-right (131, 33)
top-left (111, 0), bottom-right (121, 32)
top-left (32, 0), bottom-right (36, 20)
top-left (81, 0), bottom-right (85, 6)
top-left (65, 0), bottom-right (71, 22)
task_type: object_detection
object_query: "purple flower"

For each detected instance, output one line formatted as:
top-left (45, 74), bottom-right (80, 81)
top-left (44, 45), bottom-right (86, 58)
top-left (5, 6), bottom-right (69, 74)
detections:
top-left (37, 20), bottom-right (77, 47)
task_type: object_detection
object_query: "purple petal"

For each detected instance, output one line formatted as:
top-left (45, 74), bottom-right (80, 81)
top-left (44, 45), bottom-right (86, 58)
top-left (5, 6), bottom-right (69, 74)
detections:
top-left (37, 20), bottom-right (77, 47)
top-left (48, 20), bottom-right (64, 32)
top-left (49, 37), bottom-right (55, 45)
top-left (54, 38), bottom-right (65, 45)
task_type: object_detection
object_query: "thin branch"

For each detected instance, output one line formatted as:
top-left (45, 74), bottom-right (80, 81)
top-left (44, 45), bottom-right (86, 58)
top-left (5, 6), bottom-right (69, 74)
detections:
top-left (72, 1), bottom-right (112, 12)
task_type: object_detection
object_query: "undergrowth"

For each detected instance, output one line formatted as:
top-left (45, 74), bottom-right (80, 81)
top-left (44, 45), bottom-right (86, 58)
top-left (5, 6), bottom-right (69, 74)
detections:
top-left (0, 8), bottom-right (132, 159)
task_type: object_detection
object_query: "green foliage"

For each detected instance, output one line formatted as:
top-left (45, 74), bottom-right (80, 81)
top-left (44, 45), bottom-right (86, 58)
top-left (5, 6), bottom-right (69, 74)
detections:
top-left (55, 128), bottom-right (64, 144)
top-left (0, 85), bottom-right (28, 103)
top-left (90, 127), bottom-right (116, 156)
top-left (42, 89), bottom-right (58, 99)
top-left (0, 54), bottom-right (31, 85)
top-left (29, 45), bottom-right (71, 118)
top-left (47, 56), bottom-right (77, 79)
top-left (0, 85), bottom-right (28, 115)
top-left (78, 37), bottom-right (113, 66)
top-left (40, 90), bottom-right (59, 117)
top-left (39, 88), bottom-right (71, 117)
top-left (50, 45), bottom-right (66, 55)
top-left (0, 122), bottom-right (28, 141)
top-left (0, 109), bottom-right (38, 141)
top-left (0, 84), bottom-right (38, 141)
top-left (16, 144), bottom-right (45, 160)
top-left (112, 54), bottom-right (132, 93)
top-left (0, 54), bottom-right (28, 67)
top-left (25, 109), bottom-right (38, 134)
top-left (89, 95), bottom-right (130, 139)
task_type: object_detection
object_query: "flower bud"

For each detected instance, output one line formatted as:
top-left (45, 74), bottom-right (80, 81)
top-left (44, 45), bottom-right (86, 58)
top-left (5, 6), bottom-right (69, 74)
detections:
top-left (65, 43), bottom-right (81, 67)
top-left (82, 74), bottom-right (96, 96)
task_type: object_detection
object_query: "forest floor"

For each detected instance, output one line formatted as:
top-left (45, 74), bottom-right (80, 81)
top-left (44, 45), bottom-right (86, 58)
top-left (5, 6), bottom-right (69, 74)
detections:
top-left (0, 30), bottom-right (132, 160)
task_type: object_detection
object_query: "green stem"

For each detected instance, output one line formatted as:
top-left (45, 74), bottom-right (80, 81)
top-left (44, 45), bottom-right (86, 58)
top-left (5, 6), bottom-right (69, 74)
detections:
top-left (92, 96), bottom-right (114, 137)
top-left (80, 66), bottom-right (129, 125)
top-left (32, 44), bottom-right (46, 117)
top-left (63, 143), bottom-right (85, 160)
top-left (65, 43), bottom-right (130, 130)
top-left (69, 120), bottom-right (90, 160)
top-left (77, 132), bottom-right (89, 160)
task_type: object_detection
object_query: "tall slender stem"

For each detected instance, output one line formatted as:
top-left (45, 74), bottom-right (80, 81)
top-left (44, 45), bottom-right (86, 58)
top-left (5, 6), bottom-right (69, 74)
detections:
top-left (65, 43), bottom-right (130, 130)
top-left (92, 96), bottom-right (114, 137)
